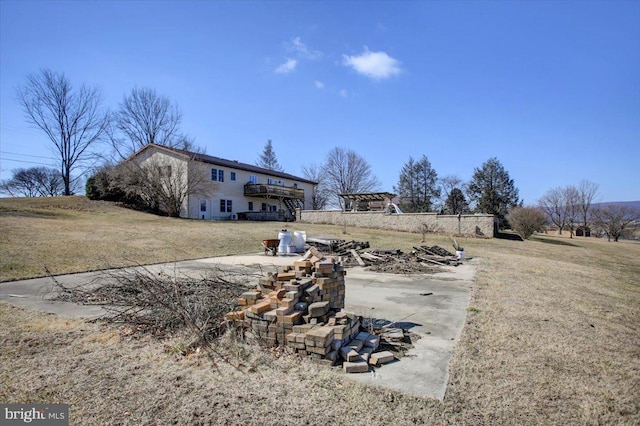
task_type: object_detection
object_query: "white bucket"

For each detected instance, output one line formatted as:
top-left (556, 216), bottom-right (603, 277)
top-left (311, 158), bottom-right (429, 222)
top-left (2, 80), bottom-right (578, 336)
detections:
top-left (456, 250), bottom-right (464, 260)
top-left (278, 230), bottom-right (291, 254)
top-left (293, 231), bottom-right (306, 253)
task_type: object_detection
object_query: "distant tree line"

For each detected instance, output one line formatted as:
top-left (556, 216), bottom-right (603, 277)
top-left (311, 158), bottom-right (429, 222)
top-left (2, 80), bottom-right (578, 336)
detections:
top-left (0, 166), bottom-right (68, 197)
top-left (5, 68), bottom-right (638, 237)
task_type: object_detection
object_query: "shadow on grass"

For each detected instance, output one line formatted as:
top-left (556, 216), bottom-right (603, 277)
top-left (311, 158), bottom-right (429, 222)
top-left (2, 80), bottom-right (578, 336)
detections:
top-left (0, 208), bottom-right (64, 219)
top-left (495, 232), bottom-right (524, 241)
top-left (530, 236), bottom-right (580, 247)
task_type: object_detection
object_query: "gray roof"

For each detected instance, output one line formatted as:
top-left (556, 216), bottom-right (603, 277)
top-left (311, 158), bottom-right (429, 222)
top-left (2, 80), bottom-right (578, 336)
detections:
top-left (141, 144), bottom-right (318, 185)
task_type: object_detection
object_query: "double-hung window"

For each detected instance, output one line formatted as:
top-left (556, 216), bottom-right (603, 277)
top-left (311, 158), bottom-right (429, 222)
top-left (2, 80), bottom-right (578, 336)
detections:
top-left (220, 199), bottom-right (232, 213)
top-left (212, 169), bottom-right (224, 182)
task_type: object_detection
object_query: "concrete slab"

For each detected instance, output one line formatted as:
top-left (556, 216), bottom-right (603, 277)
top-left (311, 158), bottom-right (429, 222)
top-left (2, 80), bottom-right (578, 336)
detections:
top-left (342, 264), bottom-right (474, 400)
top-left (0, 252), bottom-right (474, 400)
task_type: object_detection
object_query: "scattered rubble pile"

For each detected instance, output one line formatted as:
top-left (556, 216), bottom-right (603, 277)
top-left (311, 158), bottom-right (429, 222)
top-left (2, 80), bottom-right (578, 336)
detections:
top-left (225, 248), bottom-right (397, 373)
top-left (307, 238), bottom-right (462, 273)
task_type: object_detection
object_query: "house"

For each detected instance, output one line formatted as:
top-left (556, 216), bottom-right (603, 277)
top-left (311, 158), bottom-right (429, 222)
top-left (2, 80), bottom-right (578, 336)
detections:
top-left (126, 144), bottom-right (317, 221)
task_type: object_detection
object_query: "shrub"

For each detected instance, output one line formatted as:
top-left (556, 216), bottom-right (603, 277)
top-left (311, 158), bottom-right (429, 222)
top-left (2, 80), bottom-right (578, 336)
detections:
top-left (507, 206), bottom-right (547, 240)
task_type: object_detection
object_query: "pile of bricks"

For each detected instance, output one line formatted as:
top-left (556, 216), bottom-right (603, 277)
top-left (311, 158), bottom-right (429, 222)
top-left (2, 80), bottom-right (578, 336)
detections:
top-left (225, 248), bottom-right (396, 373)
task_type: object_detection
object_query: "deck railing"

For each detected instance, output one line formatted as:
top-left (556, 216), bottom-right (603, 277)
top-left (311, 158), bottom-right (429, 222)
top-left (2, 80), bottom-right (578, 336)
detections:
top-left (244, 183), bottom-right (304, 199)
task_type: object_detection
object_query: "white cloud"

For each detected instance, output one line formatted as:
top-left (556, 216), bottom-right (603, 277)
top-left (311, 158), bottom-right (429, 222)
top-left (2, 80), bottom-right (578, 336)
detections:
top-left (314, 81), bottom-right (324, 89)
top-left (274, 58), bottom-right (297, 74)
top-left (342, 47), bottom-right (402, 80)
top-left (289, 37), bottom-right (322, 60)
top-left (339, 89), bottom-right (348, 98)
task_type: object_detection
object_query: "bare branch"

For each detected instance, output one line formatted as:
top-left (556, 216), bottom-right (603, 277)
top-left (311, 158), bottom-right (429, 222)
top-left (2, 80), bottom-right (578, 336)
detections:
top-left (17, 69), bottom-right (108, 195)
top-left (323, 147), bottom-right (380, 209)
top-left (112, 87), bottom-right (192, 158)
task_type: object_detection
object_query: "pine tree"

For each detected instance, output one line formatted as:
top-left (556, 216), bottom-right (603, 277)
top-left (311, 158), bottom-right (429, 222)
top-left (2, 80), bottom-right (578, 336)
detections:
top-left (256, 139), bottom-right (284, 172)
top-left (467, 157), bottom-right (520, 228)
top-left (444, 188), bottom-right (469, 215)
top-left (394, 155), bottom-right (439, 212)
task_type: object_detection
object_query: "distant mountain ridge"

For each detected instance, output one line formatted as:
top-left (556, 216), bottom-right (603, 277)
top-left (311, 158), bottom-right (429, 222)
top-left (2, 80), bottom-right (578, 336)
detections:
top-left (593, 201), bottom-right (640, 210)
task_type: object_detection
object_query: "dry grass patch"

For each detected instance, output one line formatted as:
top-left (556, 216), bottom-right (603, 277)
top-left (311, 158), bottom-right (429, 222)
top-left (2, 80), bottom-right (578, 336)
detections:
top-left (1, 304), bottom-right (445, 425)
top-left (2, 197), bottom-right (639, 424)
top-left (445, 235), bottom-right (640, 424)
top-left (0, 197), bottom-right (422, 281)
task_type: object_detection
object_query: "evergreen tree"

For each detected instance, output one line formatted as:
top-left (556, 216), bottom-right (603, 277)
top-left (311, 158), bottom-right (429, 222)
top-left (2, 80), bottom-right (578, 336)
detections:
top-left (467, 157), bottom-right (520, 228)
top-left (444, 187), bottom-right (469, 215)
top-left (394, 155), bottom-right (439, 212)
top-left (256, 139), bottom-right (284, 172)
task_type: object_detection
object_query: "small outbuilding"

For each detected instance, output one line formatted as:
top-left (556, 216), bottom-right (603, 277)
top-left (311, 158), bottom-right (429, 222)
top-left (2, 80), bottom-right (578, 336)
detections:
top-left (339, 192), bottom-right (396, 212)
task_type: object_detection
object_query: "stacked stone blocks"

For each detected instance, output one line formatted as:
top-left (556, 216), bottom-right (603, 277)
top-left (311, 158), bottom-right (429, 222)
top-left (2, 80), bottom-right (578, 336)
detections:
top-left (226, 248), bottom-right (395, 372)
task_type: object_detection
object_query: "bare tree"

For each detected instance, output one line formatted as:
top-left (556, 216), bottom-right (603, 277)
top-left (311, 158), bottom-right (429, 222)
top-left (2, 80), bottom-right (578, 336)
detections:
top-left (34, 167), bottom-right (65, 196)
top-left (121, 157), bottom-right (216, 217)
top-left (120, 155), bottom-right (215, 217)
top-left (577, 179), bottom-right (599, 236)
top-left (2, 167), bottom-right (67, 197)
top-left (564, 185), bottom-right (580, 238)
top-left (256, 139), bottom-right (284, 172)
top-left (507, 206), bottom-right (548, 240)
top-left (538, 187), bottom-right (569, 235)
top-left (301, 163), bottom-right (329, 210)
top-left (592, 204), bottom-right (640, 242)
top-left (323, 147), bottom-right (380, 209)
top-left (17, 69), bottom-right (108, 195)
top-left (111, 87), bottom-right (192, 158)
top-left (1, 168), bottom-right (40, 197)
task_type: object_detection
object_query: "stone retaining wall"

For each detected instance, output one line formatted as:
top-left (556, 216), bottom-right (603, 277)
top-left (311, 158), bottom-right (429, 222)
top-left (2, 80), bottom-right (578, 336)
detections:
top-left (298, 210), bottom-right (496, 237)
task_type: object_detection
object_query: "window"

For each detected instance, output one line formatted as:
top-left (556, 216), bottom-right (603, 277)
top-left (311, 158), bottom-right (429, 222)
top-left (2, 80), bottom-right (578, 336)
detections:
top-left (212, 169), bottom-right (224, 182)
top-left (269, 204), bottom-right (277, 212)
top-left (268, 178), bottom-right (285, 186)
top-left (293, 183), bottom-right (298, 189)
top-left (230, 172), bottom-right (236, 181)
top-left (261, 202), bottom-right (267, 212)
top-left (248, 201), bottom-right (254, 211)
top-left (200, 200), bottom-right (207, 212)
top-left (162, 166), bottom-right (172, 178)
top-left (220, 199), bottom-right (232, 213)
top-left (249, 175), bottom-right (257, 184)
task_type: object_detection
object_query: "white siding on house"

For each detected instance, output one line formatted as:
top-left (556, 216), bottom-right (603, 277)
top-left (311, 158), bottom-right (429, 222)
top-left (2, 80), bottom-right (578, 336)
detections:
top-left (188, 164), bottom-right (315, 220)
top-left (136, 149), bottom-right (190, 217)
top-left (128, 145), bottom-right (316, 220)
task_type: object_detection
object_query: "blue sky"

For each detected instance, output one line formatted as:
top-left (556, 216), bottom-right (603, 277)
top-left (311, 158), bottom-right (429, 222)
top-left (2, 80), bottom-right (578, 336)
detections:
top-left (1, 0), bottom-right (639, 203)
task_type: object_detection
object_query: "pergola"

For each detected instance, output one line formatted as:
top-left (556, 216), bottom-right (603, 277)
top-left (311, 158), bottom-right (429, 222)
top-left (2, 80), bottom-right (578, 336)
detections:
top-left (338, 192), bottom-right (396, 211)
